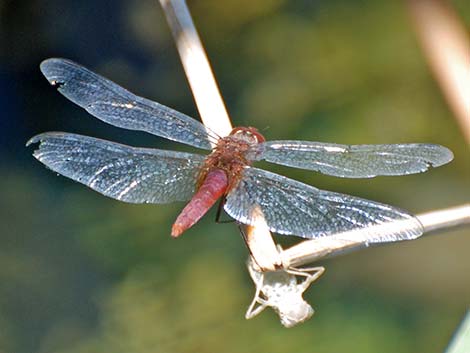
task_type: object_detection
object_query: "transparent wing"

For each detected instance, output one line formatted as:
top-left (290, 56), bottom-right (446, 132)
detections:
top-left (40, 58), bottom-right (218, 150)
top-left (224, 167), bottom-right (423, 242)
top-left (250, 141), bottom-right (453, 178)
top-left (27, 132), bottom-right (205, 203)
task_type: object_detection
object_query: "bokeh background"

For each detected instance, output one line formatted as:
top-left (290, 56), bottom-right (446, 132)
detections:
top-left (1, 0), bottom-right (469, 352)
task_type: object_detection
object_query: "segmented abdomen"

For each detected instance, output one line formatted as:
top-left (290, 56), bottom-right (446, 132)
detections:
top-left (171, 168), bottom-right (228, 237)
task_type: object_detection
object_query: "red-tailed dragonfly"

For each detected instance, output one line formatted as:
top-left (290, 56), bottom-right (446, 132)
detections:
top-left (28, 58), bottom-right (453, 240)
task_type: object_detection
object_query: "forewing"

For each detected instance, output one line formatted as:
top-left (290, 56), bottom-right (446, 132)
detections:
top-left (251, 141), bottom-right (453, 178)
top-left (40, 58), bottom-right (218, 149)
top-left (224, 167), bottom-right (423, 242)
top-left (27, 132), bottom-right (205, 203)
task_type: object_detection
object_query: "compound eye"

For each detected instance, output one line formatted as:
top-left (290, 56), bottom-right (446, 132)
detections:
top-left (230, 127), bottom-right (243, 136)
top-left (251, 131), bottom-right (265, 143)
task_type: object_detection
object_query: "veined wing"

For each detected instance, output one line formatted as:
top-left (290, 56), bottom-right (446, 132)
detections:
top-left (224, 167), bottom-right (423, 242)
top-left (40, 58), bottom-right (218, 150)
top-left (27, 132), bottom-right (205, 203)
top-left (250, 141), bottom-right (453, 178)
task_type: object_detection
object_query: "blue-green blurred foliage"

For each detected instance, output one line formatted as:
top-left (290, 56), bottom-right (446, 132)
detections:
top-left (1, 0), bottom-right (469, 352)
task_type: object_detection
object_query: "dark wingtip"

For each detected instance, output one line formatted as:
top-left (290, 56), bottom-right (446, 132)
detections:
top-left (26, 132), bottom-right (60, 147)
top-left (40, 58), bottom-right (74, 88)
top-left (26, 134), bottom-right (46, 160)
top-left (27, 132), bottom-right (68, 147)
top-left (26, 134), bottom-right (42, 147)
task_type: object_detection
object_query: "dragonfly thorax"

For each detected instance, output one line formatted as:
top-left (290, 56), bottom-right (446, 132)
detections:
top-left (197, 128), bottom-right (263, 191)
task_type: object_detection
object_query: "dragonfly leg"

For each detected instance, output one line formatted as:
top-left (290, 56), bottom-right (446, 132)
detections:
top-left (286, 266), bottom-right (325, 278)
top-left (246, 296), bottom-right (269, 319)
top-left (286, 266), bottom-right (325, 291)
top-left (237, 224), bottom-right (269, 272)
top-left (245, 271), bottom-right (269, 319)
top-left (215, 198), bottom-right (235, 223)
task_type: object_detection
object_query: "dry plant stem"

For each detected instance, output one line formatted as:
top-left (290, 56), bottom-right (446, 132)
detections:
top-left (418, 203), bottom-right (470, 233)
top-left (159, 0), bottom-right (232, 138)
top-left (244, 212), bottom-right (283, 271)
top-left (445, 310), bottom-right (470, 353)
top-left (159, 0), bottom-right (277, 265)
top-left (407, 0), bottom-right (470, 143)
top-left (281, 204), bottom-right (470, 268)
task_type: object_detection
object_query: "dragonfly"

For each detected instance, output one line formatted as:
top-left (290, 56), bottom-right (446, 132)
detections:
top-left (28, 58), bottom-right (454, 241)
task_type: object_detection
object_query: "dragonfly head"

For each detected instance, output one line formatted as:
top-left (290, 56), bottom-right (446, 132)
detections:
top-left (229, 126), bottom-right (265, 144)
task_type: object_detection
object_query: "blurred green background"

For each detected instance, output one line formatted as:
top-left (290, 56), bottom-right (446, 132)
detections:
top-left (1, 0), bottom-right (469, 352)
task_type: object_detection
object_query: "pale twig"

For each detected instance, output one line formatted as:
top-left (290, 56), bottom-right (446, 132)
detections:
top-left (281, 203), bottom-right (470, 268)
top-left (407, 0), bottom-right (470, 143)
top-left (159, 0), bottom-right (232, 138)
top-left (446, 310), bottom-right (470, 353)
top-left (158, 0), bottom-right (277, 268)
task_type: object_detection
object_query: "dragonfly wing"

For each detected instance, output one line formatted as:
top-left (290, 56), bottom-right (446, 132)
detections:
top-left (251, 141), bottom-right (453, 178)
top-left (27, 132), bottom-right (205, 203)
top-left (40, 58), bottom-right (218, 150)
top-left (224, 167), bottom-right (423, 242)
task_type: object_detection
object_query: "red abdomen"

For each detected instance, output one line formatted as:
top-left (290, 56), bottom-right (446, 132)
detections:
top-left (171, 169), bottom-right (228, 237)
